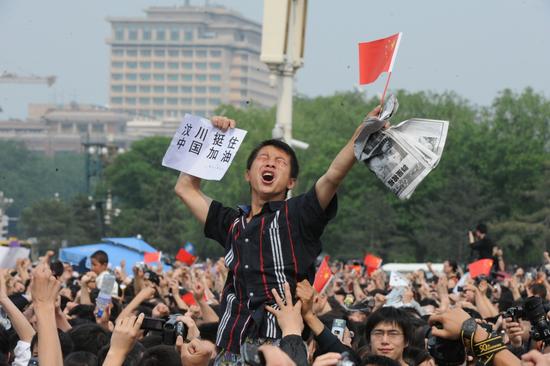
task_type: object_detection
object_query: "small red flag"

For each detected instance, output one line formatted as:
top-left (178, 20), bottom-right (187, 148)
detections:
top-left (358, 32), bottom-right (402, 85)
top-left (144, 251), bottom-right (162, 264)
top-left (176, 248), bottom-right (196, 266)
top-left (313, 257), bottom-right (333, 293)
top-left (181, 292), bottom-right (197, 306)
top-left (364, 254), bottom-right (383, 276)
top-left (468, 259), bottom-right (494, 278)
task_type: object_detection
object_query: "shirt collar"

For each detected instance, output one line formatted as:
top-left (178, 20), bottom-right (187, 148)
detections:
top-left (237, 200), bottom-right (285, 216)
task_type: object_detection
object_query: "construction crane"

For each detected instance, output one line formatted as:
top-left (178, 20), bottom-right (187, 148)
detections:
top-left (0, 71), bottom-right (56, 87)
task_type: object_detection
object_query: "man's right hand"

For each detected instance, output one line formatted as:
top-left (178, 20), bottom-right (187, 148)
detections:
top-left (210, 116), bottom-right (236, 132)
top-left (296, 280), bottom-right (315, 318)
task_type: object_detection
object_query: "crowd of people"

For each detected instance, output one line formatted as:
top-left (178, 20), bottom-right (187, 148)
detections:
top-left (3, 114), bottom-right (550, 366)
top-left (2, 247), bottom-right (550, 365)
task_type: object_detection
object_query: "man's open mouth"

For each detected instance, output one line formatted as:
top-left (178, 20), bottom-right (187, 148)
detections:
top-left (261, 172), bottom-right (274, 183)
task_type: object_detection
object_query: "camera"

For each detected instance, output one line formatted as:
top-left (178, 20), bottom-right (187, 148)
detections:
top-left (242, 343), bottom-right (265, 366)
top-left (426, 327), bottom-right (465, 366)
top-left (503, 296), bottom-right (550, 343)
top-left (140, 314), bottom-right (188, 345)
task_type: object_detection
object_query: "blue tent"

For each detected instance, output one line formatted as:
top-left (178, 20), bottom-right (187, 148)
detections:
top-left (59, 237), bottom-right (168, 275)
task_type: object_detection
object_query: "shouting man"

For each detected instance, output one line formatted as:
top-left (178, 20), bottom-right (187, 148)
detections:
top-left (175, 106), bottom-right (382, 362)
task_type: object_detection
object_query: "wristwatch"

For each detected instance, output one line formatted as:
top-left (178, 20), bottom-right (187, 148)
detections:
top-left (461, 317), bottom-right (478, 353)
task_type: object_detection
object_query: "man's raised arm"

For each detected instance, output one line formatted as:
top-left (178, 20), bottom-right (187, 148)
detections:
top-left (174, 116), bottom-right (236, 224)
top-left (315, 105), bottom-right (382, 210)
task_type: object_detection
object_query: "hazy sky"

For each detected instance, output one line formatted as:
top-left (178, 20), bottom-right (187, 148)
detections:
top-left (1, 0), bottom-right (549, 119)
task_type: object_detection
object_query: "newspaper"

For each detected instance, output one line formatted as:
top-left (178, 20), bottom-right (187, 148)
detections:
top-left (354, 95), bottom-right (449, 200)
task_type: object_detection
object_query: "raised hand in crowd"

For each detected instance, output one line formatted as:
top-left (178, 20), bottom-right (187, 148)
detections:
top-left (30, 263), bottom-right (63, 366)
top-left (266, 282), bottom-right (304, 337)
top-left (103, 313), bottom-right (145, 366)
top-left (176, 337), bottom-right (215, 366)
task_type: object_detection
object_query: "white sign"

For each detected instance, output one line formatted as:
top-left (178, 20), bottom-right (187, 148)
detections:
top-left (162, 114), bottom-right (248, 180)
top-left (0, 246), bottom-right (30, 269)
top-left (389, 271), bottom-right (410, 288)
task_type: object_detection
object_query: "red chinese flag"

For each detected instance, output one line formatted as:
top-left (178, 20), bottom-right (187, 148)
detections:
top-left (468, 259), bottom-right (494, 278)
top-left (364, 254), bottom-right (383, 276)
top-left (176, 248), bottom-right (197, 266)
top-left (144, 251), bottom-right (162, 264)
top-left (313, 257), bottom-right (333, 293)
top-left (181, 292), bottom-right (197, 306)
top-left (358, 32), bottom-right (402, 85)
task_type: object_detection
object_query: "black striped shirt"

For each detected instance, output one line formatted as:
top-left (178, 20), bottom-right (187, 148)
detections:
top-left (204, 184), bottom-right (337, 354)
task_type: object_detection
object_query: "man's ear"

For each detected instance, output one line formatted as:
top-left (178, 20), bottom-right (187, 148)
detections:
top-left (287, 178), bottom-right (297, 190)
top-left (245, 170), bottom-right (251, 182)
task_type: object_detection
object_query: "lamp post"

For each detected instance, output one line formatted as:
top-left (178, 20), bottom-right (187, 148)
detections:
top-left (261, 0), bottom-right (309, 150)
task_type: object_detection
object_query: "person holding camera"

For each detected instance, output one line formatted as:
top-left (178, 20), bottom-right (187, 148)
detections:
top-left (468, 223), bottom-right (495, 260)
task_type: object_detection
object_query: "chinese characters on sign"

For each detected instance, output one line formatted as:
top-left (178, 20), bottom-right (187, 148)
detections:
top-left (162, 114), bottom-right (248, 180)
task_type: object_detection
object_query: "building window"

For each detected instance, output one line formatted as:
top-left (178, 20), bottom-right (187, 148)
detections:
top-left (210, 50), bottom-right (221, 57)
top-left (111, 97), bottom-right (123, 104)
top-left (139, 97), bottom-right (150, 105)
top-left (167, 74), bottom-right (179, 81)
top-left (196, 74), bottom-right (206, 81)
top-left (112, 73), bottom-right (123, 80)
top-left (167, 86), bottom-right (178, 93)
top-left (140, 49), bottom-right (151, 56)
top-left (209, 86), bottom-right (220, 93)
top-left (195, 110), bottom-right (206, 116)
top-left (209, 98), bottom-right (221, 105)
top-left (240, 89), bottom-right (247, 97)
top-left (156, 29), bottom-right (165, 41)
top-left (154, 86), bottom-right (165, 93)
top-left (126, 73), bottom-right (137, 81)
top-left (184, 31), bottom-right (193, 41)
top-left (126, 97), bottom-right (137, 105)
top-left (181, 86), bottom-right (192, 93)
top-left (182, 50), bottom-right (193, 57)
top-left (168, 62), bottom-right (179, 69)
top-left (196, 62), bottom-right (207, 69)
top-left (61, 123), bottom-right (72, 132)
top-left (129, 29), bottom-right (138, 41)
top-left (154, 62), bottom-right (165, 69)
top-left (78, 125), bottom-right (88, 133)
top-left (140, 62), bottom-right (151, 69)
top-left (153, 110), bottom-right (164, 117)
top-left (112, 61), bottom-right (123, 68)
top-left (241, 66), bottom-right (247, 73)
top-left (112, 49), bottom-right (124, 56)
top-left (210, 62), bottom-right (221, 69)
top-left (168, 50), bottom-right (179, 57)
top-left (241, 54), bottom-right (248, 61)
top-left (139, 86), bottom-right (151, 92)
top-left (170, 30), bottom-right (180, 41)
top-left (195, 86), bottom-right (206, 93)
top-left (143, 29), bottom-right (152, 41)
top-left (195, 98), bottom-right (206, 105)
top-left (125, 85), bottom-right (137, 93)
top-left (182, 62), bottom-right (193, 70)
top-left (111, 85), bottom-right (123, 92)
top-left (140, 74), bottom-right (151, 81)
top-left (181, 98), bottom-right (192, 104)
top-left (182, 74), bottom-right (193, 81)
top-left (92, 123), bottom-right (104, 133)
top-left (127, 62), bottom-right (137, 69)
top-left (127, 50), bottom-right (137, 56)
top-left (240, 77), bottom-right (248, 85)
top-left (153, 98), bottom-right (164, 105)
top-left (115, 28), bottom-right (124, 41)
top-left (154, 49), bottom-right (165, 57)
top-left (167, 97), bottom-right (178, 105)
top-left (196, 50), bottom-right (207, 58)
top-left (209, 74), bottom-right (221, 81)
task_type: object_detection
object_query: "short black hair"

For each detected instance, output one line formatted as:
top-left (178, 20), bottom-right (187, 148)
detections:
top-left (246, 139), bottom-right (299, 179)
top-left (137, 345), bottom-right (181, 366)
top-left (68, 323), bottom-right (110, 354)
top-left (365, 306), bottom-right (412, 345)
top-left (360, 355), bottom-right (400, 366)
top-left (530, 283), bottom-right (547, 299)
top-left (476, 223), bottom-right (488, 234)
top-left (63, 351), bottom-right (98, 366)
top-left (91, 250), bottom-right (109, 265)
top-left (446, 259), bottom-right (458, 273)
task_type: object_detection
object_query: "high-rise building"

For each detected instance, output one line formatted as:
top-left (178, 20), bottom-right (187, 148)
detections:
top-left (106, 4), bottom-right (277, 120)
